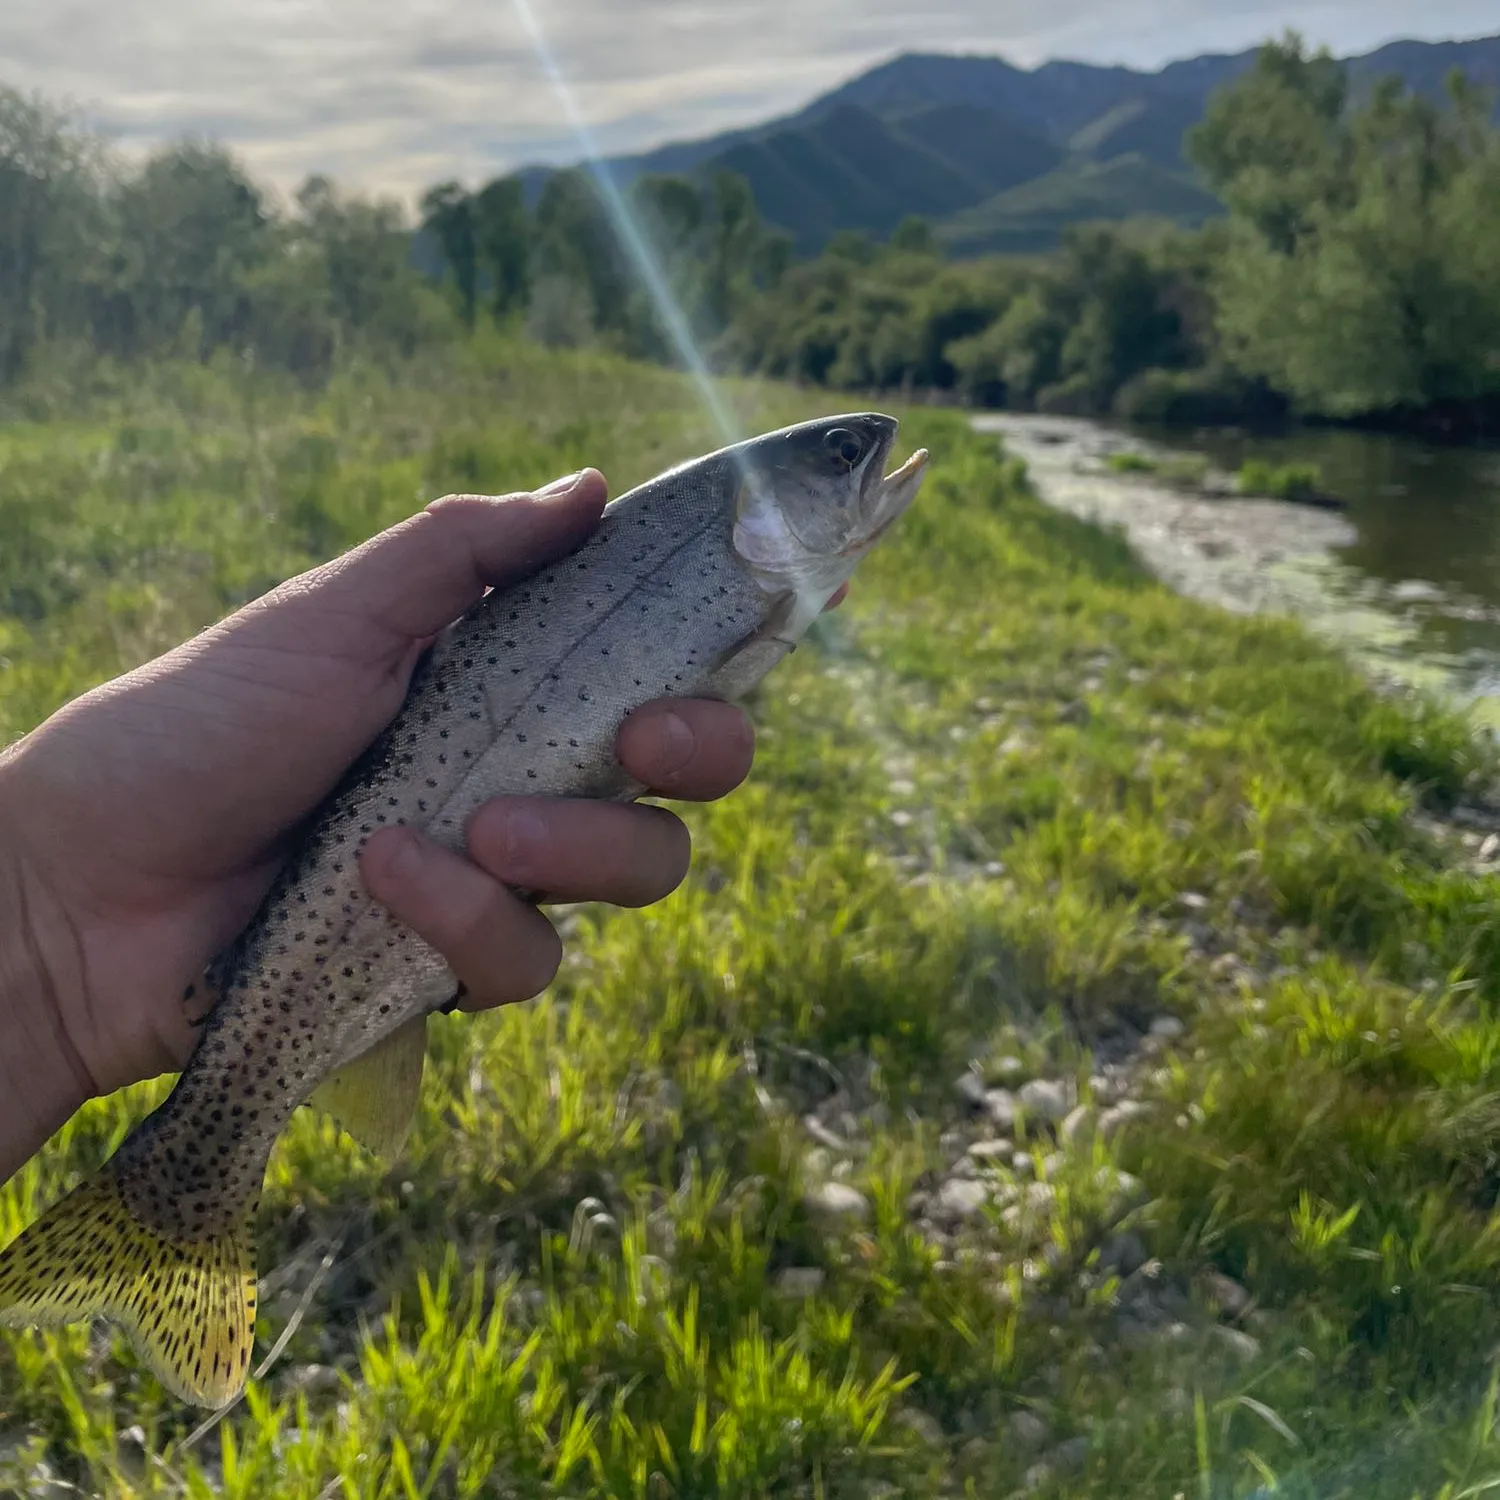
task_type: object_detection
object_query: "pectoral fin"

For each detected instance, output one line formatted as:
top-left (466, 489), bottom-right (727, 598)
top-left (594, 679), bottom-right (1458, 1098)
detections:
top-left (309, 1014), bottom-right (428, 1159)
top-left (708, 589), bottom-right (801, 698)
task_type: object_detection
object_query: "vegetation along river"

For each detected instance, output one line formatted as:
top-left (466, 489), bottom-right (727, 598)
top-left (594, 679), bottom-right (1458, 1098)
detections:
top-left (975, 413), bottom-right (1500, 728)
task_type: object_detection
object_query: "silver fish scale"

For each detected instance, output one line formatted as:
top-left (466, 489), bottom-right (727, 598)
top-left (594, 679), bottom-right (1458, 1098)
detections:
top-left (115, 455), bottom-right (780, 1235)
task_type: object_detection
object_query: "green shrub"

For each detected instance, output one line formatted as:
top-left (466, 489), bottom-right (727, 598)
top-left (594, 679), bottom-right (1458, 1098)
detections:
top-left (1237, 458), bottom-right (1324, 502)
top-left (1035, 371), bottom-right (1099, 416)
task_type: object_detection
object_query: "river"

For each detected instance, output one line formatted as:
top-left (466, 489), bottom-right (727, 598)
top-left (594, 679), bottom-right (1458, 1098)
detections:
top-left (972, 413), bottom-right (1500, 727)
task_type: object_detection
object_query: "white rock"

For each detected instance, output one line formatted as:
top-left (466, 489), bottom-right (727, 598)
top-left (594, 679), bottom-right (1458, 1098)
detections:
top-left (955, 1071), bottom-right (989, 1108)
top-left (985, 1088), bottom-right (1018, 1129)
top-left (1060, 1105), bottom-right (1096, 1146)
top-left (934, 1178), bottom-right (991, 1222)
top-left (804, 1181), bottom-right (870, 1222)
top-left (1149, 1015), bottom-right (1186, 1041)
top-left (967, 1138), bottom-right (1013, 1161)
top-left (1018, 1078), bottom-right (1072, 1124)
top-left (1098, 1100), bottom-right (1152, 1140)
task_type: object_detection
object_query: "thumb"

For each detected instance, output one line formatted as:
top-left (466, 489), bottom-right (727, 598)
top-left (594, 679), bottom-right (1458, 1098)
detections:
top-left (255, 469), bottom-right (609, 647)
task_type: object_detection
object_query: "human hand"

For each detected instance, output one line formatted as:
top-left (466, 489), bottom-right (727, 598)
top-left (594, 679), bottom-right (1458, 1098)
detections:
top-left (0, 469), bottom-right (827, 1181)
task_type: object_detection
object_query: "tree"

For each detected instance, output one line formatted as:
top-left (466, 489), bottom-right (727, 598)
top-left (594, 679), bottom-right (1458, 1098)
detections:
top-left (0, 87), bottom-right (109, 377)
top-left (531, 168), bottom-right (628, 340)
top-left (420, 181), bottom-right (479, 327)
top-left (106, 141), bottom-right (273, 359)
top-left (1195, 35), bottom-right (1500, 414)
top-left (473, 175), bottom-right (530, 321)
top-left (889, 216), bottom-right (938, 255)
top-left (1188, 32), bottom-right (1350, 255)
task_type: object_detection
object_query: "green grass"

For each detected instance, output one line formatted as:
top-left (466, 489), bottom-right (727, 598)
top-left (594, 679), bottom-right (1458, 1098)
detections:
top-left (1237, 459), bottom-right (1326, 503)
top-left (1105, 450), bottom-right (1159, 474)
top-left (4, 335), bottom-right (1500, 1496)
top-left (1106, 449), bottom-right (1212, 490)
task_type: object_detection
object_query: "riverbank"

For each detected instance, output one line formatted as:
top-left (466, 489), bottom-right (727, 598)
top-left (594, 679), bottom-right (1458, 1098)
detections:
top-left (976, 411), bottom-right (1500, 724)
top-left (5, 355), bottom-right (1500, 1496)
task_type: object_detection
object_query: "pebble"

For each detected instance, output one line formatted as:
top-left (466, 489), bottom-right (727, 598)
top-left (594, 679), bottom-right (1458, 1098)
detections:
top-left (1024, 1462), bottom-right (1055, 1492)
top-left (1098, 1100), bottom-right (1152, 1140)
top-left (774, 1267), bottom-right (827, 1298)
top-left (1202, 1270), bottom-right (1253, 1319)
top-left (1048, 1436), bottom-right (1090, 1472)
top-left (803, 1146), bottom-right (833, 1179)
top-left (893, 1407), bottom-right (945, 1446)
top-left (1089, 1072), bottom-right (1124, 1105)
top-left (1149, 1015), bottom-right (1186, 1041)
top-left (1002, 1183), bottom-right (1057, 1233)
top-left (1007, 1409), bottom-right (1050, 1450)
top-left (987, 1054), bottom-right (1028, 1083)
top-left (1018, 1078), bottom-right (1072, 1124)
top-left (967, 1138), bottom-right (1013, 1161)
top-left (1011, 1151), bottom-right (1035, 1178)
top-left (1098, 1230), bottom-right (1148, 1276)
top-left (802, 1115), bottom-right (848, 1152)
top-left (1213, 1325), bottom-right (1262, 1361)
top-left (803, 1181), bottom-right (870, 1222)
top-left (985, 1088), bottom-right (1018, 1129)
top-left (955, 1071), bottom-right (989, 1109)
top-left (934, 1178), bottom-right (991, 1222)
top-left (1059, 1104), bottom-right (1096, 1146)
top-left (284, 1363), bottom-right (342, 1396)
top-left (1178, 891), bottom-right (1209, 911)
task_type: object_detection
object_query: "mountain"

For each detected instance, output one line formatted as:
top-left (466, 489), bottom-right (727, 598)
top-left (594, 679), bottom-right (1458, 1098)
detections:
top-left (520, 33), bottom-right (1500, 256)
top-left (938, 155), bottom-right (1223, 257)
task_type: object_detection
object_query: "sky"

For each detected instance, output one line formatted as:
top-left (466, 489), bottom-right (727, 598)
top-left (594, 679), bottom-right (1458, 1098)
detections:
top-left (3, 0), bottom-right (1497, 205)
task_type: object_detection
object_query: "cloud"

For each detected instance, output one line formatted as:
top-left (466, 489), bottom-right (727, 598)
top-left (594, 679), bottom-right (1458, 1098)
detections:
top-left (2, 0), bottom-right (1495, 205)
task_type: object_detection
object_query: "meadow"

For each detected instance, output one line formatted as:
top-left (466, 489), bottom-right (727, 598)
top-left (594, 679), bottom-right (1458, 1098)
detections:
top-left (4, 337), bottom-right (1500, 1497)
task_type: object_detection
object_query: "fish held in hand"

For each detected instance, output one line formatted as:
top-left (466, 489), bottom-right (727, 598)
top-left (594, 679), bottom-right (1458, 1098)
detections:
top-left (0, 412), bottom-right (928, 1406)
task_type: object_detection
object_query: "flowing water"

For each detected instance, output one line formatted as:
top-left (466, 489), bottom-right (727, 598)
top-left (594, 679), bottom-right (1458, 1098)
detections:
top-left (975, 413), bottom-right (1500, 725)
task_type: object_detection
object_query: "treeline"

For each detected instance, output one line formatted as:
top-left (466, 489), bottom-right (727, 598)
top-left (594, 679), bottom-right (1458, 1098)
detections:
top-left (0, 91), bottom-right (453, 385)
top-left (416, 167), bottom-right (790, 360)
top-left (727, 36), bottom-right (1500, 430)
top-left (3, 33), bottom-right (1498, 430)
top-left (0, 84), bottom-right (789, 392)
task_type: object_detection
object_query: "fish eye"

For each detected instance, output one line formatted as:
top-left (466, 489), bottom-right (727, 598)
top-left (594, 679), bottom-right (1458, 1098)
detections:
top-left (824, 428), bottom-right (865, 470)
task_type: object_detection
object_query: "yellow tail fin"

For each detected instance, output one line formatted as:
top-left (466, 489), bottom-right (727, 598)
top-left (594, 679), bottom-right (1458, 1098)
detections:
top-left (0, 1171), bottom-right (257, 1408)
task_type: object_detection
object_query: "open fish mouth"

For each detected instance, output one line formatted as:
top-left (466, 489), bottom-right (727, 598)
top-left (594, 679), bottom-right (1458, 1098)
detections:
top-left (846, 444), bottom-right (929, 556)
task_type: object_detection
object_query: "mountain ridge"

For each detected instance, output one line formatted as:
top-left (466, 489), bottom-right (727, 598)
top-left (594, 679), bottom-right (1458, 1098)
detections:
top-left (519, 33), bottom-right (1500, 256)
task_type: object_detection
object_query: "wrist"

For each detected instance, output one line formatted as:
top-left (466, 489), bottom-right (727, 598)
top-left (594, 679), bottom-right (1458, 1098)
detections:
top-left (0, 775), bottom-right (93, 1183)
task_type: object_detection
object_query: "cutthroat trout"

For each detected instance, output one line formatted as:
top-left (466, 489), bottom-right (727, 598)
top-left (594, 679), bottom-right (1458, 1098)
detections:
top-left (0, 412), bottom-right (928, 1406)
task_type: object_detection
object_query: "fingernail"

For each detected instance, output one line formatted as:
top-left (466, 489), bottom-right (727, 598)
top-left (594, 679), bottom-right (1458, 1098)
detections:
top-left (497, 807), bottom-right (548, 874)
top-left (657, 710), bottom-right (695, 776)
top-left (538, 470), bottom-right (583, 497)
